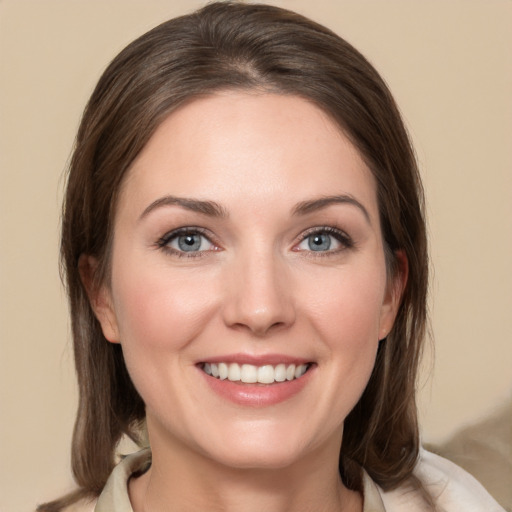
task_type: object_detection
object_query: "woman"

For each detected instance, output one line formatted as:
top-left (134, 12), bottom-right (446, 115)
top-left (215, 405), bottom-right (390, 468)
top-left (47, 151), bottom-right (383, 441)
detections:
top-left (39, 2), bottom-right (504, 511)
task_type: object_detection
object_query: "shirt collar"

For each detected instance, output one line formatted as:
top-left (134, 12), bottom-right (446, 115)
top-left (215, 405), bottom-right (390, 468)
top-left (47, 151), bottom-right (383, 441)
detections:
top-left (95, 449), bottom-right (386, 512)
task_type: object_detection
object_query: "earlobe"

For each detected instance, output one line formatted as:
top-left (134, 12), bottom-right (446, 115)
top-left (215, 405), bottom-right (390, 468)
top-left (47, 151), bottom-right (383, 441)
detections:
top-left (379, 250), bottom-right (408, 340)
top-left (78, 254), bottom-right (120, 343)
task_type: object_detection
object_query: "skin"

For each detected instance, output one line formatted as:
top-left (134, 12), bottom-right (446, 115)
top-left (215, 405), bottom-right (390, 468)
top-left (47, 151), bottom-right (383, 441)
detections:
top-left (86, 92), bottom-right (405, 512)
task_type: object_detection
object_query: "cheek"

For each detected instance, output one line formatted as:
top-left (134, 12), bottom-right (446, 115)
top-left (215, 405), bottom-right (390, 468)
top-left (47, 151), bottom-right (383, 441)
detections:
top-left (301, 263), bottom-right (386, 395)
top-left (109, 264), bottom-right (222, 417)
top-left (111, 262), bottom-right (219, 355)
top-left (305, 263), bottom-right (386, 343)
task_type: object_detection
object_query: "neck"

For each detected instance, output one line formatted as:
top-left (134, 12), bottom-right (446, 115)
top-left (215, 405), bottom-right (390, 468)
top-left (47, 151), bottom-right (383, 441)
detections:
top-left (129, 428), bottom-right (362, 512)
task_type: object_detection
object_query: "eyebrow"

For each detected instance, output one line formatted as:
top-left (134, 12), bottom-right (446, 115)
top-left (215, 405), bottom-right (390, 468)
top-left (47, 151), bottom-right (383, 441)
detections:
top-left (292, 195), bottom-right (371, 224)
top-left (139, 193), bottom-right (370, 224)
top-left (139, 195), bottom-right (228, 220)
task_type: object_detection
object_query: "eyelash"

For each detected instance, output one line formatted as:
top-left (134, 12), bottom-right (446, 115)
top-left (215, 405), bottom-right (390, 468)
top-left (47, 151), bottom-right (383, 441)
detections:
top-left (294, 226), bottom-right (354, 256)
top-left (156, 225), bottom-right (354, 258)
top-left (156, 227), bottom-right (217, 258)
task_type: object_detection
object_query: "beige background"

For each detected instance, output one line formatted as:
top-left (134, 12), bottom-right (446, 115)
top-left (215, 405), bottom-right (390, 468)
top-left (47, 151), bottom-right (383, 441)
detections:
top-left (0, 1), bottom-right (511, 511)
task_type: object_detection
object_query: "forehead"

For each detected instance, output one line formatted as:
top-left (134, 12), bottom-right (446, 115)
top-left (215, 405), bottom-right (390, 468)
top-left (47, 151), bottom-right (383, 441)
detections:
top-left (120, 92), bottom-right (378, 219)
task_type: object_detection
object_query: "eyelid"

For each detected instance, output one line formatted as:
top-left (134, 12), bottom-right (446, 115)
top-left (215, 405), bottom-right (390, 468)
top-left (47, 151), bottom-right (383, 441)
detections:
top-left (156, 226), bottom-right (220, 257)
top-left (158, 226), bottom-right (206, 243)
top-left (292, 226), bottom-right (354, 253)
top-left (156, 225), bottom-right (353, 257)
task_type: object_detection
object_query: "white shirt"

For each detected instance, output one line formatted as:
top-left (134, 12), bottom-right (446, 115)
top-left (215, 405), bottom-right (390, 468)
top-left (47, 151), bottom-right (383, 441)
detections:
top-left (88, 448), bottom-right (504, 511)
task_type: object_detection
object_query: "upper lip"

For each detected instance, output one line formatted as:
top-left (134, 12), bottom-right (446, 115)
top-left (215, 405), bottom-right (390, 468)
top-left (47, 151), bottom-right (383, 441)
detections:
top-left (198, 353), bottom-right (313, 366)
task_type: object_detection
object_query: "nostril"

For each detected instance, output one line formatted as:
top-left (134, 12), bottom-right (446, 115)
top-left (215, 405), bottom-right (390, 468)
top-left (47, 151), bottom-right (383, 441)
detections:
top-left (230, 319), bottom-right (289, 337)
top-left (220, 265), bottom-right (297, 334)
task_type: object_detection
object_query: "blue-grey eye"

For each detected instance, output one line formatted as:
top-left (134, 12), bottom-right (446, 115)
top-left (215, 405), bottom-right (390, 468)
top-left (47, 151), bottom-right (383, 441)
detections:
top-left (166, 231), bottom-right (214, 253)
top-left (178, 234), bottom-right (202, 251)
top-left (308, 233), bottom-right (332, 251)
top-left (296, 229), bottom-right (347, 253)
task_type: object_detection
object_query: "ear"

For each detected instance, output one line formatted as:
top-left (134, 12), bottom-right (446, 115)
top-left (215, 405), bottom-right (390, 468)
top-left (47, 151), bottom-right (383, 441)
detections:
top-left (379, 250), bottom-right (408, 341)
top-left (78, 254), bottom-right (120, 343)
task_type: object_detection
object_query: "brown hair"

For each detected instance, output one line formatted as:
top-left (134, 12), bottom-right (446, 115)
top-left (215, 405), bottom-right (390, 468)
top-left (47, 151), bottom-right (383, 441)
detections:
top-left (40, 2), bottom-right (428, 510)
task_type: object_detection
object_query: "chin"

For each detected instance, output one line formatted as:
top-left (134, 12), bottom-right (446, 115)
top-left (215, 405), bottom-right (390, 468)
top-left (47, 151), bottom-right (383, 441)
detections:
top-left (195, 423), bottom-right (322, 471)
top-left (207, 443), bottom-right (306, 471)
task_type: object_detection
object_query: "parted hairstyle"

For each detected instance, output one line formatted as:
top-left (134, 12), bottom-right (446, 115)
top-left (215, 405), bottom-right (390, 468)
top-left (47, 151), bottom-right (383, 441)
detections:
top-left (40, 2), bottom-right (428, 510)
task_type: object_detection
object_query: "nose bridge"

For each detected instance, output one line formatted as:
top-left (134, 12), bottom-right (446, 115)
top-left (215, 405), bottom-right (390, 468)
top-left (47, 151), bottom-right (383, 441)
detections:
top-left (223, 244), bottom-right (295, 335)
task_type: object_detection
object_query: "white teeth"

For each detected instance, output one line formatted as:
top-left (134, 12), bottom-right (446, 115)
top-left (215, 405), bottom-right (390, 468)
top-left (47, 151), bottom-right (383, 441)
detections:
top-left (228, 363), bottom-right (241, 381)
top-left (257, 365), bottom-right (275, 384)
top-left (286, 364), bottom-right (296, 381)
top-left (218, 362), bottom-right (228, 380)
top-left (240, 364), bottom-right (257, 383)
top-left (295, 364), bottom-right (307, 379)
top-left (203, 362), bottom-right (309, 384)
top-left (274, 364), bottom-right (286, 382)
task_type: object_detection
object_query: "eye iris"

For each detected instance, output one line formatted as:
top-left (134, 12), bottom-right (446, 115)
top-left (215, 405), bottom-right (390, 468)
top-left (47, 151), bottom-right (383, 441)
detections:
top-left (178, 234), bottom-right (201, 251)
top-left (308, 233), bottom-right (331, 251)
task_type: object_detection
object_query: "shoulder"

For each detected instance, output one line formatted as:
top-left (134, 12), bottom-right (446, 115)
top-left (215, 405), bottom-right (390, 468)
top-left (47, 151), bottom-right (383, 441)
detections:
top-left (94, 448), bottom-right (151, 512)
top-left (414, 449), bottom-right (505, 510)
top-left (377, 449), bottom-right (505, 511)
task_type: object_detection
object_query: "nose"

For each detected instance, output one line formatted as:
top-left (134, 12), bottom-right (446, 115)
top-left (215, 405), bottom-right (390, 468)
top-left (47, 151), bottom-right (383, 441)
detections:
top-left (222, 250), bottom-right (296, 337)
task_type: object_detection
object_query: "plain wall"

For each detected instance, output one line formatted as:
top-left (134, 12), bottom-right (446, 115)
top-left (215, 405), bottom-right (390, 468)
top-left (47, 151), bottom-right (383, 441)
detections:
top-left (1, 1), bottom-right (511, 511)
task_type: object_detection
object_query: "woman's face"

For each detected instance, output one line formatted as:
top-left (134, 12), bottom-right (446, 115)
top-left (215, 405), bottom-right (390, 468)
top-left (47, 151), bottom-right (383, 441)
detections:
top-left (92, 92), bottom-right (403, 470)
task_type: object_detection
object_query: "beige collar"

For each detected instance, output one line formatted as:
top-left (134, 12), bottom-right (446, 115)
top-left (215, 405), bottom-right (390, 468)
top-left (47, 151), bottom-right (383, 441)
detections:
top-left (95, 448), bottom-right (385, 512)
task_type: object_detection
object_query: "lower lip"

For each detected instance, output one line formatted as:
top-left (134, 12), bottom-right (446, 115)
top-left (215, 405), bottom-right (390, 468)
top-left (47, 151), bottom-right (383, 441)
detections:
top-left (200, 366), bottom-right (314, 407)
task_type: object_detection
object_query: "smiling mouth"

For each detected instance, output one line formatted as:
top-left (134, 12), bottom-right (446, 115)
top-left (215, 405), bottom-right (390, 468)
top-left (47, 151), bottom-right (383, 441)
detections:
top-left (201, 362), bottom-right (312, 384)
